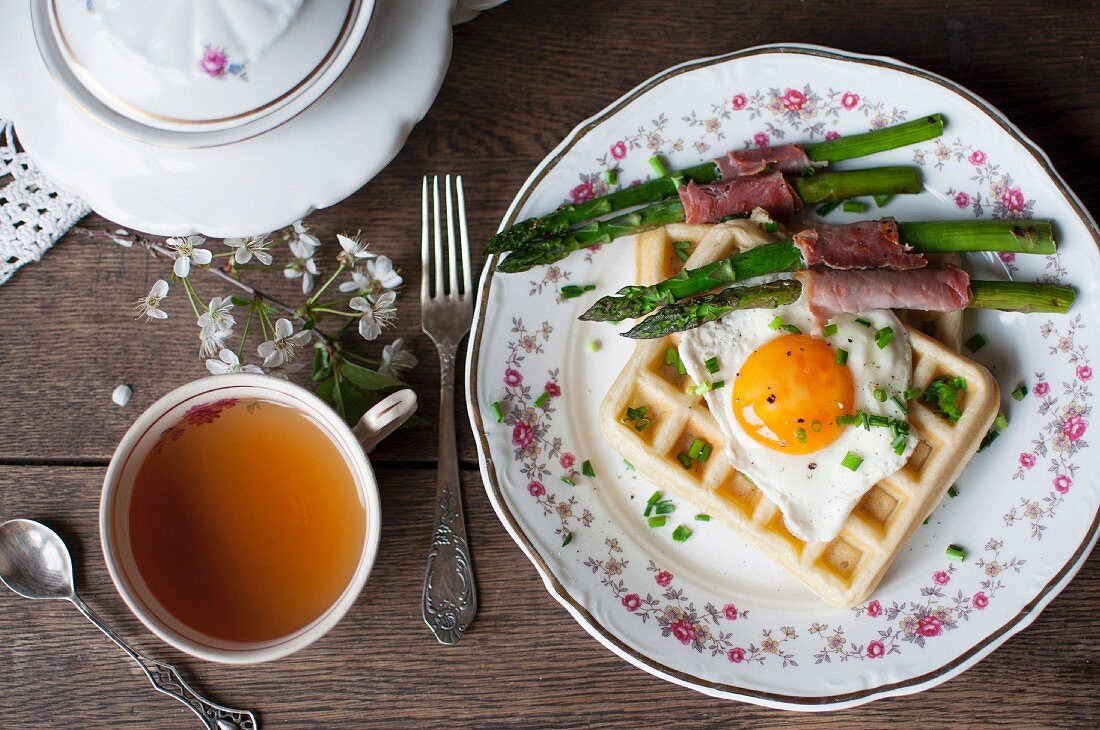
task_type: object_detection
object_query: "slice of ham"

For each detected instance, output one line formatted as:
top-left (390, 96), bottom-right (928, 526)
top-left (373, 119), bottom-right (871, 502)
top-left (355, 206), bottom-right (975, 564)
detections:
top-left (678, 172), bottom-right (802, 224)
top-left (798, 266), bottom-right (973, 320)
top-left (793, 218), bottom-right (927, 270)
top-left (713, 145), bottom-right (814, 178)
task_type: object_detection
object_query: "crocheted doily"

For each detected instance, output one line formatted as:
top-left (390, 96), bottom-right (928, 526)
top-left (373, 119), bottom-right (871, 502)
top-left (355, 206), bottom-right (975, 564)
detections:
top-left (0, 119), bottom-right (90, 286)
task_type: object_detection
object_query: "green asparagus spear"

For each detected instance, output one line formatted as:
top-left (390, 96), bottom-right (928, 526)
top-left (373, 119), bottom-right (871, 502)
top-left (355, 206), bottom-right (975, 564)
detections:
top-left (582, 219), bottom-right (1057, 321)
top-left (621, 278), bottom-right (1076, 339)
top-left (496, 167), bottom-right (922, 273)
top-left (487, 115), bottom-right (944, 253)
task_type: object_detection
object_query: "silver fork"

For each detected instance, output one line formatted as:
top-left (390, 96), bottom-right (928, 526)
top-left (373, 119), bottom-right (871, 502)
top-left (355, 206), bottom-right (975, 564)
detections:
top-left (420, 174), bottom-right (477, 644)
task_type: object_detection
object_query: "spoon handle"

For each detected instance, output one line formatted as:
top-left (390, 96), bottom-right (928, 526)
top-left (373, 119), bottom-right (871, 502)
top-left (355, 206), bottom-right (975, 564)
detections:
top-left (69, 595), bottom-right (258, 730)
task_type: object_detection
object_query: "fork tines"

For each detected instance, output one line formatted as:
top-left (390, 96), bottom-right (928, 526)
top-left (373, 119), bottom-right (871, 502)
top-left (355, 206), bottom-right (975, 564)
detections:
top-left (421, 175), bottom-right (473, 301)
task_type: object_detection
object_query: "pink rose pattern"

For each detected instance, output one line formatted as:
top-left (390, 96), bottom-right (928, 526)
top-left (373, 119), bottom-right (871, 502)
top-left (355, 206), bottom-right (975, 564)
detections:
top-left (1006, 317), bottom-right (1091, 539)
top-left (199, 44), bottom-right (247, 80)
top-left (492, 83), bottom-right (1084, 674)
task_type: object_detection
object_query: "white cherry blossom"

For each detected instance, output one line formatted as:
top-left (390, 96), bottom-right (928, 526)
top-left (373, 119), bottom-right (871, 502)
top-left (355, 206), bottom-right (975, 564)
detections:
top-left (258, 318), bottom-right (312, 367)
top-left (224, 235), bottom-right (273, 265)
top-left (134, 279), bottom-right (169, 320)
top-left (197, 296), bottom-right (235, 333)
top-left (164, 235), bottom-right (211, 278)
top-left (350, 291), bottom-right (397, 341)
top-left (284, 256), bottom-right (319, 294)
top-left (380, 337), bottom-right (417, 378)
top-left (206, 348), bottom-right (263, 375)
top-left (290, 220), bottom-right (322, 259)
top-left (366, 255), bottom-right (403, 290)
top-left (337, 232), bottom-right (375, 264)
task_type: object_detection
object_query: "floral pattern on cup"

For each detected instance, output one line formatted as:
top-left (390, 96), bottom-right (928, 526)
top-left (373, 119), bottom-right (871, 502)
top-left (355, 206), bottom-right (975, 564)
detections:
top-left (199, 44), bottom-right (248, 80)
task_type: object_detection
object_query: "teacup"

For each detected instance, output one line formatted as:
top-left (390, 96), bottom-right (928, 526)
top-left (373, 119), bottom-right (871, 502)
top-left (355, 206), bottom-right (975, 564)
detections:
top-left (100, 374), bottom-right (415, 664)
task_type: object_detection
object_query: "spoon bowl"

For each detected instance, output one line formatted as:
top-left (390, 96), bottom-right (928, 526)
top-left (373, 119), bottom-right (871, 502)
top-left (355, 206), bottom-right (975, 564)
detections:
top-left (0, 519), bottom-right (74, 601)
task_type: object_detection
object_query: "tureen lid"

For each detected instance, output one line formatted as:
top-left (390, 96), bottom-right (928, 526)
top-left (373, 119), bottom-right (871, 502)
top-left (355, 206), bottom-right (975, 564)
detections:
top-left (41, 0), bottom-right (370, 139)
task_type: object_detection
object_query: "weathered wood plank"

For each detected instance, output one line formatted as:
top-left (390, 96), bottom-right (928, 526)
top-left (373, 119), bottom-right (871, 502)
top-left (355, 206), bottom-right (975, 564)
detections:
top-left (0, 465), bottom-right (1096, 728)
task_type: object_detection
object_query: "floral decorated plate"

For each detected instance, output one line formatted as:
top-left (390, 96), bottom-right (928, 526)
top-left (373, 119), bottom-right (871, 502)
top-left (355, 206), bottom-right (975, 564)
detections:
top-left (466, 44), bottom-right (1100, 710)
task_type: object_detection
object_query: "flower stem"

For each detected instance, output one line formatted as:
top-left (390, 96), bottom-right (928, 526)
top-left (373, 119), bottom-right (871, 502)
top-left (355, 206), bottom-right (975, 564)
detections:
top-left (181, 277), bottom-right (202, 318)
top-left (313, 308), bottom-right (358, 318)
top-left (237, 302), bottom-right (255, 358)
top-left (337, 349), bottom-right (381, 367)
top-left (307, 264), bottom-right (345, 306)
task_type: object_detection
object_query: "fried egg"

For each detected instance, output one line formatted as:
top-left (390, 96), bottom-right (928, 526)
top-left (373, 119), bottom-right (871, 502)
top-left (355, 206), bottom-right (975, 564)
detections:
top-left (678, 298), bottom-right (914, 542)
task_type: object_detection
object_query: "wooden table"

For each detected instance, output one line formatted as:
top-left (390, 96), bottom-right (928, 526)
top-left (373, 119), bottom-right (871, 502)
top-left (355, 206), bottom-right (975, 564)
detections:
top-left (2, 1), bottom-right (1097, 726)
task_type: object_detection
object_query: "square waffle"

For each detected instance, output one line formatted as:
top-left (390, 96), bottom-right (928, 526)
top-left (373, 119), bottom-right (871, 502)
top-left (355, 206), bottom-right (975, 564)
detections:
top-left (601, 221), bottom-right (999, 607)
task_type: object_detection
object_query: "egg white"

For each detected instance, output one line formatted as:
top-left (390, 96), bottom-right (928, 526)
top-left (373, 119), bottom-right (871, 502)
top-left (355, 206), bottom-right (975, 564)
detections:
top-left (678, 298), bottom-right (914, 543)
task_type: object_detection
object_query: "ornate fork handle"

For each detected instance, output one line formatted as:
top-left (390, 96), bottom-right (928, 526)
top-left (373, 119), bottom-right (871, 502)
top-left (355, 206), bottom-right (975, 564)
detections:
top-left (422, 345), bottom-right (478, 644)
top-left (71, 595), bottom-right (258, 729)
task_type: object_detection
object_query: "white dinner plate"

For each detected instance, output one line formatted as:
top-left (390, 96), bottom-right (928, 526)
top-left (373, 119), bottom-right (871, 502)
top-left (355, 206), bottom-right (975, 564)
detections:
top-left (467, 44), bottom-right (1099, 711)
top-left (0, 0), bottom-right (453, 237)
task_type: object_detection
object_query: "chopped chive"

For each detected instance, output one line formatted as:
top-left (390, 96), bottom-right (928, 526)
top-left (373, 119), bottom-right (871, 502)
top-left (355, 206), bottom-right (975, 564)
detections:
top-left (978, 429), bottom-right (1000, 452)
top-left (873, 387), bottom-right (888, 402)
top-left (665, 346), bottom-right (686, 374)
top-left (698, 442), bottom-right (713, 462)
top-left (948, 485), bottom-right (959, 498)
top-left (561, 476), bottom-right (575, 487)
top-left (768, 315), bottom-right (785, 330)
top-left (704, 356), bottom-right (720, 374)
top-left (995, 413), bottom-right (1008, 430)
top-left (672, 240), bottom-right (692, 250)
top-left (855, 317), bottom-right (873, 328)
top-left (561, 530), bottom-right (573, 547)
top-left (810, 419), bottom-right (823, 432)
top-left (624, 459), bottom-right (635, 471)
top-left (490, 401), bottom-right (505, 423)
top-left (923, 516), bottom-right (930, 525)
top-left (626, 405), bottom-right (648, 421)
top-left (817, 201), bottom-right (841, 216)
top-left (633, 418), bottom-right (651, 432)
top-left (794, 427), bottom-right (808, 443)
top-left (534, 391), bottom-right (551, 408)
top-left (587, 339), bottom-right (601, 352)
top-left (841, 452), bottom-right (863, 471)
top-left (643, 491), bottom-right (661, 516)
top-left (582, 460), bottom-right (596, 477)
top-left (946, 544), bottom-right (966, 562)
top-left (687, 380), bottom-right (714, 396)
top-left (1011, 385), bottom-right (1027, 401)
top-left (875, 326), bottom-right (894, 349)
top-left (648, 516), bottom-right (667, 528)
top-left (694, 514), bottom-right (711, 522)
top-left (676, 248), bottom-right (691, 263)
top-left (605, 168), bottom-right (618, 186)
top-left (893, 439), bottom-right (907, 455)
top-left (676, 452), bottom-right (693, 469)
top-left (823, 323), bottom-right (838, 337)
top-left (687, 438), bottom-right (707, 459)
top-left (782, 323), bottom-right (803, 335)
top-left (842, 200), bottom-right (867, 213)
top-left (764, 221), bottom-right (778, 233)
top-left (874, 194), bottom-right (893, 207)
top-left (891, 395), bottom-right (909, 414)
top-left (654, 500), bottom-right (676, 516)
top-left (561, 284), bottom-right (596, 299)
top-left (904, 387), bottom-right (922, 401)
top-left (672, 525), bottom-right (693, 542)
top-left (964, 333), bottom-right (987, 353)
top-left (954, 377), bottom-right (968, 390)
top-left (836, 348), bottom-right (849, 366)
top-left (837, 414), bottom-right (858, 426)
top-left (649, 155), bottom-right (668, 177)
top-left (711, 380), bottom-right (726, 390)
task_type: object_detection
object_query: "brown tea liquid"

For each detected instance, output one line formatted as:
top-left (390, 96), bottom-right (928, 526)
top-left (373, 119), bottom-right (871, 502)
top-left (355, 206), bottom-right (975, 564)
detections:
top-left (128, 398), bottom-right (365, 644)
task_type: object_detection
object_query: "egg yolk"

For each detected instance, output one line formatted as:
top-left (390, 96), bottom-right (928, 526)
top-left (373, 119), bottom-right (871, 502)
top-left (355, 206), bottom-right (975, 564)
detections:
top-left (732, 334), bottom-right (855, 454)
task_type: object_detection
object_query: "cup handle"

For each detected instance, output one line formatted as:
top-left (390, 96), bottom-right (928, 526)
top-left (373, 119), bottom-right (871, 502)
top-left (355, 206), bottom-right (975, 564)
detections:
top-left (353, 389), bottom-right (418, 453)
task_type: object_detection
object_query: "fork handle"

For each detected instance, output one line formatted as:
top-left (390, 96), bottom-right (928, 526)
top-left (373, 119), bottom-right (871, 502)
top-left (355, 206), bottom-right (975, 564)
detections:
top-left (422, 344), bottom-right (478, 644)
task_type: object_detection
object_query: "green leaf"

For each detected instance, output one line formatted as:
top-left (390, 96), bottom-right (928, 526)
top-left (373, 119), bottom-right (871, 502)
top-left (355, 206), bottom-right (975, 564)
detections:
top-left (312, 346), bottom-right (333, 382)
top-left (230, 295), bottom-right (254, 307)
top-left (316, 376), bottom-right (336, 408)
top-left (338, 360), bottom-right (407, 392)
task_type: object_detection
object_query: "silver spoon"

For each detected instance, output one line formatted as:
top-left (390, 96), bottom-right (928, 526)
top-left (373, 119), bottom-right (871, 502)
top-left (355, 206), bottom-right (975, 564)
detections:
top-left (0, 518), bottom-right (258, 729)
